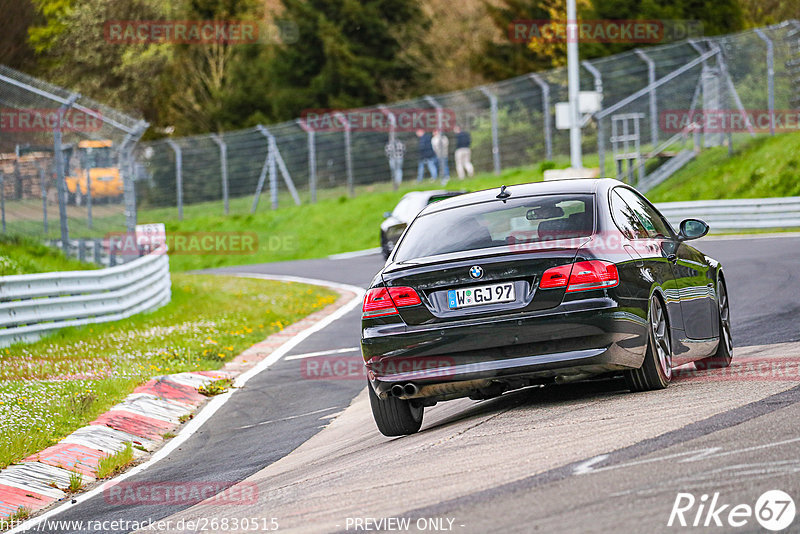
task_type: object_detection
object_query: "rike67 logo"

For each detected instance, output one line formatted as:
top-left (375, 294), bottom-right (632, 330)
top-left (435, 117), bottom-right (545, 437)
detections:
top-left (668, 490), bottom-right (796, 531)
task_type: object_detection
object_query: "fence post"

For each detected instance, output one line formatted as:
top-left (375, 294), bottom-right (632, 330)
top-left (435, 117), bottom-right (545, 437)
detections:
top-left (297, 119), bottom-right (317, 203)
top-left (634, 49), bottom-right (658, 149)
top-left (423, 96), bottom-right (449, 181)
top-left (54, 94), bottom-right (78, 254)
top-left (582, 61), bottom-right (604, 173)
top-left (708, 40), bottom-right (756, 137)
top-left (256, 125), bottom-right (301, 208)
top-left (118, 123), bottom-right (146, 236)
top-left (86, 168), bottom-right (93, 230)
top-left (165, 139), bottom-right (183, 220)
top-left (479, 86), bottom-right (502, 175)
top-left (36, 161), bottom-right (48, 234)
top-left (528, 74), bottom-right (552, 161)
top-left (754, 28), bottom-right (775, 136)
top-left (0, 170), bottom-right (5, 233)
top-left (210, 134), bottom-right (229, 214)
top-left (334, 112), bottom-right (354, 196)
top-left (379, 105), bottom-right (400, 189)
top-left (94, 238), bottom-right (102, 264)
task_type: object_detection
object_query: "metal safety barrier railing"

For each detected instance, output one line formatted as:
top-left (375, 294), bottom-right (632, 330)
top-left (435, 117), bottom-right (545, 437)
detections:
top-left (656, 197), bottom-right (800, 230)
top-left (0, 246), bottom-right (170, 347)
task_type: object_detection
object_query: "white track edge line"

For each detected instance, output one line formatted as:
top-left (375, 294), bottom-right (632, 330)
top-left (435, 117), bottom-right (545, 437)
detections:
top-left (10, 274), bottom-right (364, 534)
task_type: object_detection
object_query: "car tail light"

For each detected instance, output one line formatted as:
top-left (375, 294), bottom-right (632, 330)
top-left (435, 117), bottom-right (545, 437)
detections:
top-left (540, 260), bottom-right (619, 293)
top-left (362, 286), bottom-right (421, 319)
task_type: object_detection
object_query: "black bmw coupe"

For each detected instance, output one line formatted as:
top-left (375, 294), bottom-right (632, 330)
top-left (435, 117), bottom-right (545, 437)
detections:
top-left (361, 179), bottom-right (733, 436)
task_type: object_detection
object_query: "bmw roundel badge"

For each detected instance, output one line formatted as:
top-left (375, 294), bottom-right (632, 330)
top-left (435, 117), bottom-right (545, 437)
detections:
top-left (469, 265), bottom-right (483, 279)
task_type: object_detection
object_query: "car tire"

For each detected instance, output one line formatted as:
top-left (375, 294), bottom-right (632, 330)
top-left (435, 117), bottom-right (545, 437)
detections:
top-left (625, 294), bottom-right (672, 392)
top-left (367, 380), bottom-right (423, 436)
top-left (695, 277), bottom-right (733, 370)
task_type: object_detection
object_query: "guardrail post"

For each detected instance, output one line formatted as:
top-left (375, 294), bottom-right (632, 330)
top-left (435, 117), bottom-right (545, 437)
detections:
top-left (165, 139), bottom-right (183, 221)
top-left (297, 119), bottom-right (317, 203)
top-left (634, 49), bottom-right (658, 149)
top-left (528, 74), bottom-right (552, 161)
top-left (54, 95), bottom-right (78, 254)
top-left (754, 28), bottom-right (775, 136)
top-left (211, 134), bottom-right (229, 214)
top-left (334, 113), bottom-right (354, 196)
top-left (479, 86), bottom-right (502, 175)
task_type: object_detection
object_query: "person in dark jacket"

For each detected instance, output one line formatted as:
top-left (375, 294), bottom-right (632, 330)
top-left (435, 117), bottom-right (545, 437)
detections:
top-left (416, 129), bottom-right (438, 182)
top-left (454, 125), bottom-right (474, 179)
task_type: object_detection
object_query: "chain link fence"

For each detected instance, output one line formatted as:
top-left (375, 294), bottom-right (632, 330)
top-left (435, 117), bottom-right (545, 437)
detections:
top-left (0, 65), bottom-right (147, 260)
top-left (135, 21), bottom-right (800, 220)
top-left (3, 21), bottom-right (799, 240)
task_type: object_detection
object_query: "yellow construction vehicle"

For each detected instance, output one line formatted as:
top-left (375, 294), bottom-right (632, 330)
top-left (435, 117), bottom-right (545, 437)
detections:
top-left (65, 140), bottom-right (123, 205)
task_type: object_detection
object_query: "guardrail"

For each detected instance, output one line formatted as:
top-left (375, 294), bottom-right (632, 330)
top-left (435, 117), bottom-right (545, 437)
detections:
top-left (0, 246), bottom-right (170, 347)
top-left (656, 197), bottom-right (800, 231)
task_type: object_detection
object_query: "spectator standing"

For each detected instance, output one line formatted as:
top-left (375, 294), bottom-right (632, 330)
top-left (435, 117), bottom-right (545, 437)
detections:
top-left (384, 137), bottom-right (406, 186)
top-left (431, 129), bottom-right (450, 182)
top-left (416, 129), bottom-right (437, 182)
top-left (454, 125), bottom-right (474, 179)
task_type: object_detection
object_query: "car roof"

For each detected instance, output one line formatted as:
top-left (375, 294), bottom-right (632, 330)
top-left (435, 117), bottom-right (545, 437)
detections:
top-left (421, 178), bottom-right (625, 215)
top-left (401, 189), bottom-right (456, 200)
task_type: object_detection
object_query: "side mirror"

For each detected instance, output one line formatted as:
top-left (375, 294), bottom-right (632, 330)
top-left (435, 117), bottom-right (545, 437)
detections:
top-left (679, 219), bottom-right (709, 241)
top-left (383, 211), bottom-right (392, 219)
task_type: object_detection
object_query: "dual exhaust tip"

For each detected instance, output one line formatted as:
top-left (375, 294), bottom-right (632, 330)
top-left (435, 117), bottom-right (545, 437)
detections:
top-left (390, 383), bottom-right (419, 398)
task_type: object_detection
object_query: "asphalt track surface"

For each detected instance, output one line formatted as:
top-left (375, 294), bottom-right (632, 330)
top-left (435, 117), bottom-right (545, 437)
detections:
top-left (35, 234), bottom-right (800, 533)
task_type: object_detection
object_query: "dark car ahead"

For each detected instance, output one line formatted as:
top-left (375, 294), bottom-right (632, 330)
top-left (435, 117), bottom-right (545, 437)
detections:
top-left (361, 179), bottom-right (733, 436)
top-left (381, 190), bottom-right (465, 259)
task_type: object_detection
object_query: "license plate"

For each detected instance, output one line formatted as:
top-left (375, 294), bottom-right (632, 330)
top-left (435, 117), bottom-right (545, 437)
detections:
top-left (447, 282), bottom-right (515, 309)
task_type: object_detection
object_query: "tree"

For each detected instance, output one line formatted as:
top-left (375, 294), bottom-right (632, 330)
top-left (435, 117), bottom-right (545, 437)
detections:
top-left (584, 0), bottom-right (745, 58)
top-left (0, 0), bottom-right (39, 70)
top-left (473, 0), bottom-right (577, 79)
top-left (265, 0), bottom-right (430, 121)
top-left (26, 0), bottom-right (171, 126)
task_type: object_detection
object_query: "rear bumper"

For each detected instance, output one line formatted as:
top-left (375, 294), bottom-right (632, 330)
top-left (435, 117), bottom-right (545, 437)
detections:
top-left (362, 298), bottom-right (648, 398)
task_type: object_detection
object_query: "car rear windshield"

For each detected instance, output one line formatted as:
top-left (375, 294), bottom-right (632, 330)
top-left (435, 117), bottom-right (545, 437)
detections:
top-left (393, 194), bottom-right (595, 262)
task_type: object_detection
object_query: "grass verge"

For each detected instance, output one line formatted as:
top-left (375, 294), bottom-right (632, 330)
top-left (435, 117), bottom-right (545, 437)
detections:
top-left (96, 443), bottom-right (134, 479)
top-left (0, 234), bottom-right (95, 275)
top-left (0, 274), bottom-right (338, 469)
top-left (647, 130), bottom-right (800, 202)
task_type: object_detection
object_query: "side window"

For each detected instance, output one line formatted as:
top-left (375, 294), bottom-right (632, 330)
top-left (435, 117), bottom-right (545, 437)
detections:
top-left (610, 191), bottom-right (648, 239)
top-left (615, 188), bottom-right (674, 238)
